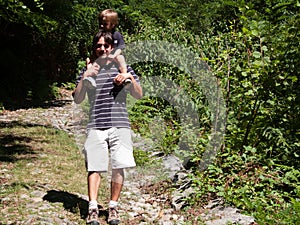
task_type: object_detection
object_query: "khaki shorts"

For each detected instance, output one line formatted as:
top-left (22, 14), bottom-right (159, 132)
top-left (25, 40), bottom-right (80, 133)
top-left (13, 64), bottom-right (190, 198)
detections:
top-left (83, 128), bottom-right (136, 172)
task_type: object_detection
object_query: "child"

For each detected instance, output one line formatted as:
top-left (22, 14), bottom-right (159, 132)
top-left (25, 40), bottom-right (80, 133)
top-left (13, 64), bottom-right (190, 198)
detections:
top-left (83, 9), bottom-right (130, 89)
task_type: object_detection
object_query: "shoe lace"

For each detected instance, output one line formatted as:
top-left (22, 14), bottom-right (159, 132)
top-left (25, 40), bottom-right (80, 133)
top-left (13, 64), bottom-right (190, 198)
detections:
top-left (109, 207), bottom-right (118, 218)
top-left (89, 209), bottom-right (98, 220)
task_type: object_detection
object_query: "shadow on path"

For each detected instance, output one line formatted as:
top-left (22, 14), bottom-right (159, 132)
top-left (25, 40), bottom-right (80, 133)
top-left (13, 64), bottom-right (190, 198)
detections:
top-left (43, 190), bottom-right (108, 220)
top-left (0, 121), bottom-right (51, 162)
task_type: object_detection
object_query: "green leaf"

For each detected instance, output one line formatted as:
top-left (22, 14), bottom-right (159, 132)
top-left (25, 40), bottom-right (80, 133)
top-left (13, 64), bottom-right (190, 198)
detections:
top-left (253, 51), bottom-right (261, 58)
top-left (261, 46), bottom-right (268, 51)
top-left (251, 29), bottom-right (259, 36)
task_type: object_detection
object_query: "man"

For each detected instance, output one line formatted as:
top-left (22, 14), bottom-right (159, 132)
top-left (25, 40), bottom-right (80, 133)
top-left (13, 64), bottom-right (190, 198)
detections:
top-left (73, 30), bottom-right (142, 225)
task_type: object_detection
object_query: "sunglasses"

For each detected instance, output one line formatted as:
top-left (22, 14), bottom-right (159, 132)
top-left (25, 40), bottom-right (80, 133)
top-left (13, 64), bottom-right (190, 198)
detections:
top-left (95, 43), bottom-right (110, 49)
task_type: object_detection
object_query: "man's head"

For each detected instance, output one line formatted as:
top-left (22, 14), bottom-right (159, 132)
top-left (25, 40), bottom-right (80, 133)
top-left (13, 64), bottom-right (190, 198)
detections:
top-left (98, 9), bottom-right (119, 31)
top-left (92, 31), bottom-right (114, 58)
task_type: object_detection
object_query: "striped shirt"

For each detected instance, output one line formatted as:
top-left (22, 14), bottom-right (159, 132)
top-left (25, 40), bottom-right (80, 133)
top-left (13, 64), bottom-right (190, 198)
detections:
top-left (76, 62), bottom-right (140, 129)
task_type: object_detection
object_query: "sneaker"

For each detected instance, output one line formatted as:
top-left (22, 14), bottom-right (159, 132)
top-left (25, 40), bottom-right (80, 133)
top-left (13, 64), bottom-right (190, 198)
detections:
top-left (123, 78), bottom-right (132, 90)
top-left (86, 208), bottom-right (100, 225)
top-left (83, 76), bottom-right (96, 89)
top-left (108, 207), bottom-right (120, 225)
top-left (124, 78), bottom-right (132, 85)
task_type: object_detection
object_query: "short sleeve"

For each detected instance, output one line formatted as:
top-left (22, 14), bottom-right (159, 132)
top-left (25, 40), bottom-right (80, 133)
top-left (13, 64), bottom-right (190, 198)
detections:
top-left (113, 31), bottom-right (126, 50)
top-left (127, 66), bottom-right (140, 84)
top-left (75, 67), bottom-right (86, 86)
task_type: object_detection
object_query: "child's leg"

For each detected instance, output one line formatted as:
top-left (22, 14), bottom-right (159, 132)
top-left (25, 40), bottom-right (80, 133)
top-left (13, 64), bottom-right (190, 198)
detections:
top-left (115, 55), bottom-right (127, 74)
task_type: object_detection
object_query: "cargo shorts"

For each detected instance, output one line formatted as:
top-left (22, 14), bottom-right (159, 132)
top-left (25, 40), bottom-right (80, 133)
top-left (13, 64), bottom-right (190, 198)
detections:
top-left (83, 128), bottom-right (136, 172)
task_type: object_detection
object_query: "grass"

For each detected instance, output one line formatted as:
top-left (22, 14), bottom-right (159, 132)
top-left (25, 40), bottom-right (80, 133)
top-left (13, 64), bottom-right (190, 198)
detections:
top-left (0, 120), bottom-right (109, 224)
top-left (2, 105), bottom-right (298, 225)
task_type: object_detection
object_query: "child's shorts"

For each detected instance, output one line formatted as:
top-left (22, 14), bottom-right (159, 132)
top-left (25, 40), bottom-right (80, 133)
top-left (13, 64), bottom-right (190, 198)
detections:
top-left (83, 128), bottom-right (136, 172)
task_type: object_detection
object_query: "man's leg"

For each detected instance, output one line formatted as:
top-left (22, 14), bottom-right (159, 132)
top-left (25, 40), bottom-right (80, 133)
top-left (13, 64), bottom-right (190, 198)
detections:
top-left (110, 168), bottom-right (124, 201)
top-left (88, 171), bottom-right (101, 202)
top-left (84, 129), bottom-right (110, 224)
top-left (86, 171), bottom-right (101, 224)
top-left (108, 168), bottom-right (124, 224)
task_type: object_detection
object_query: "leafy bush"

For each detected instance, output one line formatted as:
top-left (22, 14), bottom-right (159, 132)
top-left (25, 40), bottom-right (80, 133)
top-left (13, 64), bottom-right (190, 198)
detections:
top-left (2, 0), bottom-right (299, 223)
top-left (124, 1), bottom-right (300, 223)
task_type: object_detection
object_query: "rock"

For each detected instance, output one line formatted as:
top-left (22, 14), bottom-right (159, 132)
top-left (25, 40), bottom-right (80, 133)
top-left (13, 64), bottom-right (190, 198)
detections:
top-left (171, 186), bottom-right (194, 211)
top-left (0, 97), bottom-right (257, 225)
top-left (162, 154), bottom-right (184, 179)
top-left (202, 205), bottom-right (255, 225)
top-left (31, 190), bottom-right (45, 198)
top-left (20, 194), bottom-right (30, 199)
top-left (200, 199), bottom-right (256, 225)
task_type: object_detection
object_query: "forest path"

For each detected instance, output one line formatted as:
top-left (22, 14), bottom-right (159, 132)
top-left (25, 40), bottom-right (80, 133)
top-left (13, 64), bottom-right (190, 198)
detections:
top-left (0, 90), bottom-right (255, 225)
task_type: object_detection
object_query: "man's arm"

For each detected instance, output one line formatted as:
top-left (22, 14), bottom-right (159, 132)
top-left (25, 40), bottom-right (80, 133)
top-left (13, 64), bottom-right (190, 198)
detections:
top-left (128, 74), bottom-right (143, 99)
top-left (114, 72), bottom-right (143, 99)
top-left (73, 75), bottom-right (87, 104)
top-left (73, 63), bottom-right (100, 104)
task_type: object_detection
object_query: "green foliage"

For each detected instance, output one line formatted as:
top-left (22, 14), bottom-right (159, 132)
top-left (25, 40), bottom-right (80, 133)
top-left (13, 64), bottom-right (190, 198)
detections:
top-left (130, 96), bottom-right (183, 155)
top-left (259, 197), bottom-right (300, 224)
top-left (1, 0), bottom-right (300, 223)
top-left (133, 148), bottom-right (151, 166)
top-left (0, 0), bottom-right (54, 35)
top-left (173, 1), bottom-right (300, 223)
top-left (61, 82), bottom-right (76, 91)
top-left (126, 1), bottom-right (299, 223)
top-left (49, 82), bottom-right (61, 100)
top-left (0, 102), bottom-right (4, 113)
top-left (0, 0), bottom-right (112, 108)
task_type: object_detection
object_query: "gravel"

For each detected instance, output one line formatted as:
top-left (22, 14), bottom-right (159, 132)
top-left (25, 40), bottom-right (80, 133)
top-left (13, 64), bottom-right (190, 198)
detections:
top-left (0, 93), bottom-right (256, 225)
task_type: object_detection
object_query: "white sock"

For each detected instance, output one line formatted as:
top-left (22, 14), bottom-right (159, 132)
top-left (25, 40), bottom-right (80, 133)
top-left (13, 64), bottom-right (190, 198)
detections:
top-left (109, 200), bottom-right (118, 208)
top-left (89, 200), bottom-right (98, 209)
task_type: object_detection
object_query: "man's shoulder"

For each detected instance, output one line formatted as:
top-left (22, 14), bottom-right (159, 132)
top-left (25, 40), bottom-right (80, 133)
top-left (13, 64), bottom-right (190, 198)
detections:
top-left (127, 65), bottom-right (134, 72)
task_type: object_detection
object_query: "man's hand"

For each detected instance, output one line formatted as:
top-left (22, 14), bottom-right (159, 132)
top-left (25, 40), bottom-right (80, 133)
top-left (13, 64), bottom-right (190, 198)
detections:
top-left (86, 57), bottom-right (92, 69)
top-left (84, 58), bottom-right (100, 78)
top-left (114, 73), bottom-right (132, 85)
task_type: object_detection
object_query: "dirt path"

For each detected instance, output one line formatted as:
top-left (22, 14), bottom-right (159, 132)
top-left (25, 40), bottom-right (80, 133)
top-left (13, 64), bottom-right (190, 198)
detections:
top-left (0, 92), bottom-right (256, 225)
top-left (0, 94), bottom-right (187, 225)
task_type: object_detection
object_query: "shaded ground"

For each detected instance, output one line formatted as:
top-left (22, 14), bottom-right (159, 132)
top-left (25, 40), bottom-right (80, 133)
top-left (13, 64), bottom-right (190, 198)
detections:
top-left (0, 92), bottom-right (186, 225)
top-left (0, 90), bottom-right (256, 225)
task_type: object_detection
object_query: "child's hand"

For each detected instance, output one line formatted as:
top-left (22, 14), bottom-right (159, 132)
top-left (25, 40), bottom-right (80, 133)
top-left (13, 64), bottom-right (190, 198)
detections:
top-left (86, 57), bottom-right (92, 69)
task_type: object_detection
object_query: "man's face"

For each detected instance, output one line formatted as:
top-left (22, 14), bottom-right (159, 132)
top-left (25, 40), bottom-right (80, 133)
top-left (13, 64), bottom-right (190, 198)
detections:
top-left (95, 37), bottom-right (112, 58)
